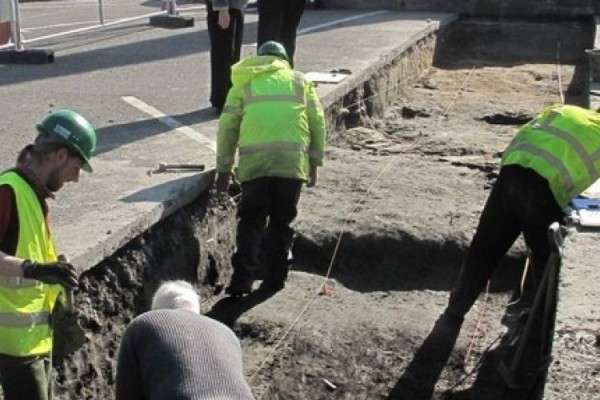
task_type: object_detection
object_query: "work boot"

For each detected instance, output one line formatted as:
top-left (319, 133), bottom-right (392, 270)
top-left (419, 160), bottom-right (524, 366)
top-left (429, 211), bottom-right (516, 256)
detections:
top-left (259, 269), bottom-right (288, 293)
top-left (259, 248), bottom-right (292, 293)
top-left (225, 272), bottom-right (253, 296)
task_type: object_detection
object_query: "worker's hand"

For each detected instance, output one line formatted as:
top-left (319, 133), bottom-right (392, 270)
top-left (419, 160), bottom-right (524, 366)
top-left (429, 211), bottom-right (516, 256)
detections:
top-left (218, 10), bottom-right (231, 29)
top-left (307, 166), bottom-right (318, 188)
top-left (216, 172), bottom-right (232, 194)
top-left (21, 259), bottom-right (79, 289)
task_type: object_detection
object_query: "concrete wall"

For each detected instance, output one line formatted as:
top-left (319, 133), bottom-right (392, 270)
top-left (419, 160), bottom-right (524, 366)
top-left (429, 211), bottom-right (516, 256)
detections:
top-left (319, 0), bottom-right (599, 17)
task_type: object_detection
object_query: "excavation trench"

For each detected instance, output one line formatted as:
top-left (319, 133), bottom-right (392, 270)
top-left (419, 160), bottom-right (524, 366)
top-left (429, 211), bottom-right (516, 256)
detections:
top-left (32, 16), bottom-right (597, 400)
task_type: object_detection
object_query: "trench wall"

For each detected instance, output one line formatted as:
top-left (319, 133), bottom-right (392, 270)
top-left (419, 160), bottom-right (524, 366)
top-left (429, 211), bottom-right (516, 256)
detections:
top-left (52, 191), bottom-right (238, 399)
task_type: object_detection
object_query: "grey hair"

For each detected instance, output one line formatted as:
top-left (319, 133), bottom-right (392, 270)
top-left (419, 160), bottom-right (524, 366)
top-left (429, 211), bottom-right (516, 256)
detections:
top-left (151, 280), bottom-right (201, 314)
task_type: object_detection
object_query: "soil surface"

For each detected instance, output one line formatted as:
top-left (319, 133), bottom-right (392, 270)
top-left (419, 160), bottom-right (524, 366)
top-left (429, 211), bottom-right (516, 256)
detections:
top-left (213, 21), bottom-right (596, 400)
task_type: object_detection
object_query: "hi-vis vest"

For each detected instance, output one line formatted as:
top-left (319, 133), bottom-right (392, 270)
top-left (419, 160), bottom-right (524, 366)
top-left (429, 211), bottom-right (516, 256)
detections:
top-left (236, 70), bottom-right (313, 182)
top-left (0, 171), bottom-right (61, 357)
top-left (502, 105), bottom-right (600, 208)
top-left (224, 72), bottom-right (317, 182)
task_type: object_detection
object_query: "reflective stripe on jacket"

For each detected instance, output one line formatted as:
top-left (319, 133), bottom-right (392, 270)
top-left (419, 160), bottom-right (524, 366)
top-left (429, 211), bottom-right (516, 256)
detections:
top-left (502, 104), bottom-right (600, 208)
top-left (217, 56), bottom-right (327, 183)
top-left (0, 171), bottom-right (60, 357)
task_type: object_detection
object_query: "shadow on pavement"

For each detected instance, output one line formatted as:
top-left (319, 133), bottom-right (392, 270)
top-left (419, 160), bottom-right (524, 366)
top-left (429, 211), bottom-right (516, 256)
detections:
top-left (95, 106), bottom-right (216, 155)
top-left (0, 22), bottom-right (257, 86)
top-left (120, 172), bottom-right (209, 203)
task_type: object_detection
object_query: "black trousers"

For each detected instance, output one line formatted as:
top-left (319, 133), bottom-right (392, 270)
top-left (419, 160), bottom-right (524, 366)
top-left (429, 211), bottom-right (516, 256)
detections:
top-left (0, 355), bottom-right (52, 400)
top-left (206, 2), bottom-right (244, 109)
top-left (257, 0), bottom-right (305, 67)
top-left (446, 165), bottom-right (564, 318)
top-left (232, 177), bottom-right (303, 281)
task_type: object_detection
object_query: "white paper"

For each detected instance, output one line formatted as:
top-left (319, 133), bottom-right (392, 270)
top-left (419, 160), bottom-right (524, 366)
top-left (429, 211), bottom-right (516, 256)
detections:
top-left (578, 209), bottom-right (600, 227)
top-left (304, 72), bottom-right (348, 84)
top-left (582, 179), bottom-right (600, 199)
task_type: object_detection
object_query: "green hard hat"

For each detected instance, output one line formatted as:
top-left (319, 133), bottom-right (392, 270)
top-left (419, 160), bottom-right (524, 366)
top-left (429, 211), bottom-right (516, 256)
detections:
top-left (36, 109), bottom-right (97, 172)
top-left (257, 41), bottom-right (289, 61)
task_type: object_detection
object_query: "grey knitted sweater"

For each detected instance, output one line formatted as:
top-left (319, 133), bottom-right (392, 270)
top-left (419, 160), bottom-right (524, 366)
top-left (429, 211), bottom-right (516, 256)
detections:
top-left (115, 309), bottom-right (255, 400)
top-left (210, 0), bottom-right (249, 11)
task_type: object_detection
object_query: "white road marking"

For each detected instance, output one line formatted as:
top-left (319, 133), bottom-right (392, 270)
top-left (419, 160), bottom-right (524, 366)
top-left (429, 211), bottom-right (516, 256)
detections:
top-left (20, 0), bottom-right (107, 9)
top-left (23, 20), bottom-right (119, 32)
top-left (21, 5), bottom-right (205, 33)
top-left (122, 96), bottom-right (217, 153)
top-left (238, 11), bottom-right (389, 59)
top-left (298, 10), bottom-right (388, 35)
top-left (240, 10), bottom-right (389, 51)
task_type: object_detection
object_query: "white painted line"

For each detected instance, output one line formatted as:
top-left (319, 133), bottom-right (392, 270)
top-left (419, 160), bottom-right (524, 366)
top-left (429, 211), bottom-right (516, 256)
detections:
top-left (23, 19), bottom-right (119, 32)
top-left (22, 5), bottom-right (205, 45)
top-left (22, 7), bottom-right (205, 33)
top-left (298, 10), bottom-right (389, 35)
top-left (23, 10), bottom-right (166, 45)
top-left (122, 96), bottom-right (217, 153)
top-left (20, 0), bottom-right (107, 9)
top-left (242, 10), bottom-right (389, 50)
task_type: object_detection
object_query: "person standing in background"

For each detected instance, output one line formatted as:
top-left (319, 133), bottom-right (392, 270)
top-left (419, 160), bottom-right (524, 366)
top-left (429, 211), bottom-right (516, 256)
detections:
top-left (206, 0), bottom-right (249, 114)
top-left (0, 0), bottom-right (16, 46)
top-left (257, 0), bottom-right (305, 67)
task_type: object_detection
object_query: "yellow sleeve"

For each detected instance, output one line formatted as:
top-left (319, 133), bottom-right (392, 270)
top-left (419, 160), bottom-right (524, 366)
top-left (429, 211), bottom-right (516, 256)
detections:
top-left (305, 81), bottom-right (327, 167)
top-left (217, 85), bottom-right (243, 174)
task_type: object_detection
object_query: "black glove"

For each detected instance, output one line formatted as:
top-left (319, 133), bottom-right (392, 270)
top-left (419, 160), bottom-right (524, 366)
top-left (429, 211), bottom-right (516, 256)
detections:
top-left (21, 260), bottom-right (79, 289)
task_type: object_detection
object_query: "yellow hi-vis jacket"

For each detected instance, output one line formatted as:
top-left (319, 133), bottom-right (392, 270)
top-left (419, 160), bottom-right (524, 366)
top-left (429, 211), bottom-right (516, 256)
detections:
top-left (502, 104), bottom-right (600, 208)
top-left (217, 56), bottom-right (327, 183)
top-left (0, 171), bottom-right (62, 357)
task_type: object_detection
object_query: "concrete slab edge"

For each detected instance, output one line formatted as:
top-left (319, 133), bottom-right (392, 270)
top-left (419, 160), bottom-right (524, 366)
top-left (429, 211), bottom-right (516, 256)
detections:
top-left (73, 171), bottom-right (213, 270)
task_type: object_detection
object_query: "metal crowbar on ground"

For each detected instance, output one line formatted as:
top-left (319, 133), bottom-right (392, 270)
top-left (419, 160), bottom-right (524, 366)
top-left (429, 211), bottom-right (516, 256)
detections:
top-left (147, 163), bottom-right (205, 176)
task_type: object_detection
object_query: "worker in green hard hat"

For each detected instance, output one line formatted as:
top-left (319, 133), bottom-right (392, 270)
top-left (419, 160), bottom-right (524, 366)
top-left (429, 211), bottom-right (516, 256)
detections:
top-left (256, 40), bottom-right (289, 61)
top-left (0, 109), bottom-right (96, 400)
top-left (216, 40), bottom-right (327, 296)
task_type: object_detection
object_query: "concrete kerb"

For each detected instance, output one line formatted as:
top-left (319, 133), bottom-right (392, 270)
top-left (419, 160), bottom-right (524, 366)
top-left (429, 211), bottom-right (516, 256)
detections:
top-left (67, 12), bottom-right (458, 276)
top-left (68, 171), bottom-right (213, 271)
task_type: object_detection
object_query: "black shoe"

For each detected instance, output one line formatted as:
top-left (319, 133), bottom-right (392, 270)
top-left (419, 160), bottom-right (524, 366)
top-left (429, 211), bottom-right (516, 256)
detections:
top-left (259, 268), bottom-right (288, 293)
top-left (258, 277), bottom-right (286, 293)
top-left (225, 274), bottom-right (253, 296)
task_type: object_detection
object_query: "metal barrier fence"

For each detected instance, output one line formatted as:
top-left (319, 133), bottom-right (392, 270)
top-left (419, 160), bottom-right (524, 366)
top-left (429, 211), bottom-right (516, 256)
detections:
top-left (0, 0), bottom-right (204, 53)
